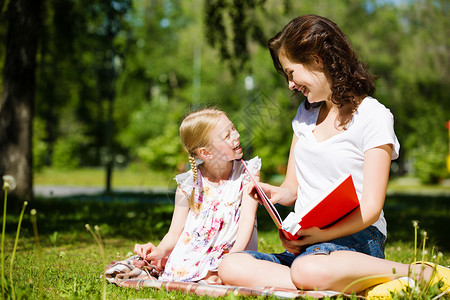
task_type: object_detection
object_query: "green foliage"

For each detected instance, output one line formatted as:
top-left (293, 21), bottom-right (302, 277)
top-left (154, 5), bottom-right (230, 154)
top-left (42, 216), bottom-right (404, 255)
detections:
top-left (51, 137), bottom-right (79, 169)
top-left (32, 117), bottom-right (48, 171)
top-left (12, 0), bottom-right (447, 183)
top-left (235, 89), bottom-right (294, 177)
top-left (392, 0), bottom-right (449, 183)
top-left (204, 0), bottom-right (269, 74)
top-left (411, 143), bottom-right (447, 184)
top-left (119, 99), bottom-right (186, 171)
top-left (34, 0), bottom-right (132, 169)
top-left (51, 113), bottom-right (92, 169)
top-left (399, 83), bottom-right (448, 183)
top-left (137, 122), bottom-right (183, 171)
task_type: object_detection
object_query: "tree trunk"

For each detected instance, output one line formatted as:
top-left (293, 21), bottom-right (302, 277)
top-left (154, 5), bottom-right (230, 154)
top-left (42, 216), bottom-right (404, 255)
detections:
top-left (0, 0), bottom-right (42, 201)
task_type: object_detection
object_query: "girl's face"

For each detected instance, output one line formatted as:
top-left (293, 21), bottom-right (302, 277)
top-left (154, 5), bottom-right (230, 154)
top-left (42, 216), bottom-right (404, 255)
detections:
top-left (278, 52), bottom-right (332, 103)
top-left (206, 114), bottom-right (242, 162)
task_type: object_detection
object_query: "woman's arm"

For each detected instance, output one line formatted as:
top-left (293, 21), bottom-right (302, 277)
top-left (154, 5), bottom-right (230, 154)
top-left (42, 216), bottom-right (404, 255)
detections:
top-left (358, 143), bottom-right (393, 226)
top-left (258, 134), bottom-right (299, 206)
top-left (135, 186), bottom-right (189, 261)
top-left (282, 144), bottom-right (393, 248)
top-left (279, 134), bottom-right (300, 205)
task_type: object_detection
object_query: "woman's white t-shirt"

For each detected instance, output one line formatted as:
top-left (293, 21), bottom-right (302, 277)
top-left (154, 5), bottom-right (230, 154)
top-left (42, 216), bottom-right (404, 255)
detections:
top-left (292, 97), bottom-right (400, 237)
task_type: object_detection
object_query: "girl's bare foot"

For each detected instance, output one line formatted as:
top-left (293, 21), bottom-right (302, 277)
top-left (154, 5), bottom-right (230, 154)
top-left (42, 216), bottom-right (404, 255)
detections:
top-left (203, 271), bottom-right (222, 284)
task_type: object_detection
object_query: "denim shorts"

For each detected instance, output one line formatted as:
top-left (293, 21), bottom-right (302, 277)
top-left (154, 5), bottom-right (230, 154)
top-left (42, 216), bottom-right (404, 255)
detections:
top-left (246, 226), bottom-right (386, 267)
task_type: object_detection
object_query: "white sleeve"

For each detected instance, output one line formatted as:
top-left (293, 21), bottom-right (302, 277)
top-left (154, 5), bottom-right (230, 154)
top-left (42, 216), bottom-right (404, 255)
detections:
top-left (174, 170), bottom-right (194, 198)
top-left (242, 156), bottom-right (261, 185)
top-left (362, 105), bottom-right (400, 159)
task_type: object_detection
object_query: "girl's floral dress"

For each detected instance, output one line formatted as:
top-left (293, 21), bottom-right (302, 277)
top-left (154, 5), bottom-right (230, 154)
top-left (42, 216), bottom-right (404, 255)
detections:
top-left (159, 157), bottom-right (260, 282)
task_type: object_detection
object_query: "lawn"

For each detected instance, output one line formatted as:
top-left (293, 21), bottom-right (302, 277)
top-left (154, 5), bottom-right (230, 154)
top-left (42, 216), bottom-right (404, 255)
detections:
top-left (1, 169), bottom-right (449, 299)
top-left (33, 167), bottom-right (176, 189)
top-left (33, 167), bottom-right (450, 196)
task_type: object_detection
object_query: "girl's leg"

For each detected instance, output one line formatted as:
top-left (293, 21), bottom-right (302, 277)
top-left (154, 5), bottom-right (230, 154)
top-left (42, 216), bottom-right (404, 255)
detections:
top-left (290, 250), bottom-right (433, 293)
top-left (218, 252), bottom-right (296, 289)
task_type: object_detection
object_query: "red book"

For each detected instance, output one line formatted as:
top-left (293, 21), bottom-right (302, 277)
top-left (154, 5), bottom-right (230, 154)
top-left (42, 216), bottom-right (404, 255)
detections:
top-left (241, 160), bottom-right (360, 241)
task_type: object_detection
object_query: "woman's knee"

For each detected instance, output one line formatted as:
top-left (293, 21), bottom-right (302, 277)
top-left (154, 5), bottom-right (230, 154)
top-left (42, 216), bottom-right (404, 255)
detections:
top-left (218, 252), bottom-right (252, 284)
top-left (290, 256), bottom-right (332, 290)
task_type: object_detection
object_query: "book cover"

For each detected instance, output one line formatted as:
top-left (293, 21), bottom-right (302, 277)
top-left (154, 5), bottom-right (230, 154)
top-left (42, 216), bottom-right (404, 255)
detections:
top-left (281, 174), bottom-right (360, 239)
top-left (241, 160), bottom-right (360, 241)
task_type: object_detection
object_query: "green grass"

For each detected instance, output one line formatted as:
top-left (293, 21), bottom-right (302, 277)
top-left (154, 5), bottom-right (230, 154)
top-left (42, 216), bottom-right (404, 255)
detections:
top-left (34, 167), bottom-right (450, 195)
top-left (34, 167), bottom-right (176, 188)
top-left (4, 198), bottom-right (282, 299)
top-left (387, 176), bottom-right (450, 195)
top-left (4, 168), bottom-right (449, 298)
top-left (1, 192), bottom-right (449, 299)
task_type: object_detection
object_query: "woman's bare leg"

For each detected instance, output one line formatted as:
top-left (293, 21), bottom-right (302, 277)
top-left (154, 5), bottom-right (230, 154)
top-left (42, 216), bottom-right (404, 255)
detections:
top-left (290, 250), bottom-right (433, 293)
top-left (218, 252), bottom-right (296, 289)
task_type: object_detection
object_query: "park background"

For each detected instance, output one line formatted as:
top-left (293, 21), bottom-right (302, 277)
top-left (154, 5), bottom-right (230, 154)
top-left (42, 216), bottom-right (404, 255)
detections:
top-left (0, 0), bottom-right (449, 299)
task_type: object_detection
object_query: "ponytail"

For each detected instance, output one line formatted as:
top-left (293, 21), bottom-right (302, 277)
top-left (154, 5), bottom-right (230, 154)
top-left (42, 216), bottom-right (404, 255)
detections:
top-left (188, 154), bottom-right (199, 211)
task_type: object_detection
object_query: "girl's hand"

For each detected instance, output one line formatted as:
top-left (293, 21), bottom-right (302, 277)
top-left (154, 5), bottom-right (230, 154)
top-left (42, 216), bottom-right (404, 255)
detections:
top-left (134, 243), bottom-right (165, 261)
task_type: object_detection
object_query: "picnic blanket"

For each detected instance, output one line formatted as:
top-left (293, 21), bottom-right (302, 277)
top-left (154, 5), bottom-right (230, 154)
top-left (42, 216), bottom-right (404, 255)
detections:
top-left (105, 255), bottom-right (358, 299)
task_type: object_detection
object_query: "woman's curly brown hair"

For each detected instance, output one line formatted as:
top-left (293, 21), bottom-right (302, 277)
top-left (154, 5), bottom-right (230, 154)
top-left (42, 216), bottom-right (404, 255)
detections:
top-left (268, 15), bottom-right (375, 119)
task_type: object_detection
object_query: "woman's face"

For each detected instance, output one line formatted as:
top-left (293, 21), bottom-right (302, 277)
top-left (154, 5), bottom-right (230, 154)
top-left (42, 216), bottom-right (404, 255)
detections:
top-left (278, 52), bottom-right (332, 103)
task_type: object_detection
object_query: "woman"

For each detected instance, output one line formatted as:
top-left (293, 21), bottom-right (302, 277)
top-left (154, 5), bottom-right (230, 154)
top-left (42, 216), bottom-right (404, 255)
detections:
top-left (218, 15), bottom-right (449, 298)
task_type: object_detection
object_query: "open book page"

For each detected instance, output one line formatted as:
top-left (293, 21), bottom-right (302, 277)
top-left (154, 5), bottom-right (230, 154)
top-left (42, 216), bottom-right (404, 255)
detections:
top-left (281, 212), bottom-right (302, 236)
top-left (240, 159), bottom-right (283, 229)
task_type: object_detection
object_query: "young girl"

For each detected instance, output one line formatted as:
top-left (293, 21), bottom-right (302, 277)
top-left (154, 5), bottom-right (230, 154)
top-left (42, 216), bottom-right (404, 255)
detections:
top-left (218, 15), bottom-right (449, 297)
top-left (134, 108), bottom-right (260, 283)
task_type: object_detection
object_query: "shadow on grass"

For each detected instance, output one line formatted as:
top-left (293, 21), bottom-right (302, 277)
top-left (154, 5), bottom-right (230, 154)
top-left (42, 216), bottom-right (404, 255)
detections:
top-left (4, 191), bottom-right (450, 251)
top-left (383, 193), bottom-right (450, 251)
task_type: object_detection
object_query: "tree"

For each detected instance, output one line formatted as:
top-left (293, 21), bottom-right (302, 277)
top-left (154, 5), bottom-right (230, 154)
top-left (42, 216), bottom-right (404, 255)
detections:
top-left (0, 0), bottom-right (42, 201)
top-left (396, 0), bottom-right (449, 182)
top-left (204, 0), bottom-right (269, 74)
top-left (34, 0), bottom-right (131, 191)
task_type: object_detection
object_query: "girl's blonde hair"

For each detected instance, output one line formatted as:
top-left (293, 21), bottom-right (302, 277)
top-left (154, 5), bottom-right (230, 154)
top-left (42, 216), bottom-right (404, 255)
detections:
top-left (179, 108), bottom-right (226, 209)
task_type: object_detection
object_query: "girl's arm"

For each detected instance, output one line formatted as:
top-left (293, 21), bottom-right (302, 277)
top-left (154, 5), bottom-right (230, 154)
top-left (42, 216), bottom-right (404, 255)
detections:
top-left (230, 180), bottom-right (259, 252)
top-left (258, 134), bottom-right (298, 206)
top-left (135, 186), bottom-right (189, 261)
top-left (281, 144), bottom-right (393, 250)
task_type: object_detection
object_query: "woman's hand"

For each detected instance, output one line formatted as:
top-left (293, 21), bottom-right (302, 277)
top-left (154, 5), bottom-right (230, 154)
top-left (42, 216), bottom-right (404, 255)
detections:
top-left (279, 227), bottom-right (331, 253)
top-left (255, 182), bottom-right (297, 206)
top-left (278, 230), bottom-right (303, 254)
top-left (246, 182), bottom-right (281, 205)
top-left (294, 227), bottom-right (330, 246)
top-left (246, 181), bottom-right (263, 204)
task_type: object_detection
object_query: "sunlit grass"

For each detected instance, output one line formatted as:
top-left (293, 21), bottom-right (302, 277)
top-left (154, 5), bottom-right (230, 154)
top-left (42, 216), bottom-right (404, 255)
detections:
top-left (3, 211), bottom-right (449, 299)
top-left (34, 167), bottom-right (176, 188)
top-left (1, 194), bottom-right (448, 299)
top-left (6, 170), bottom-right (450, 299)
top-left (7, 240), bottom-right (267, 299)
top-left (387, 176), bottom-right (450, 194)
top-left (34, 167), bottom-right (450, 197)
